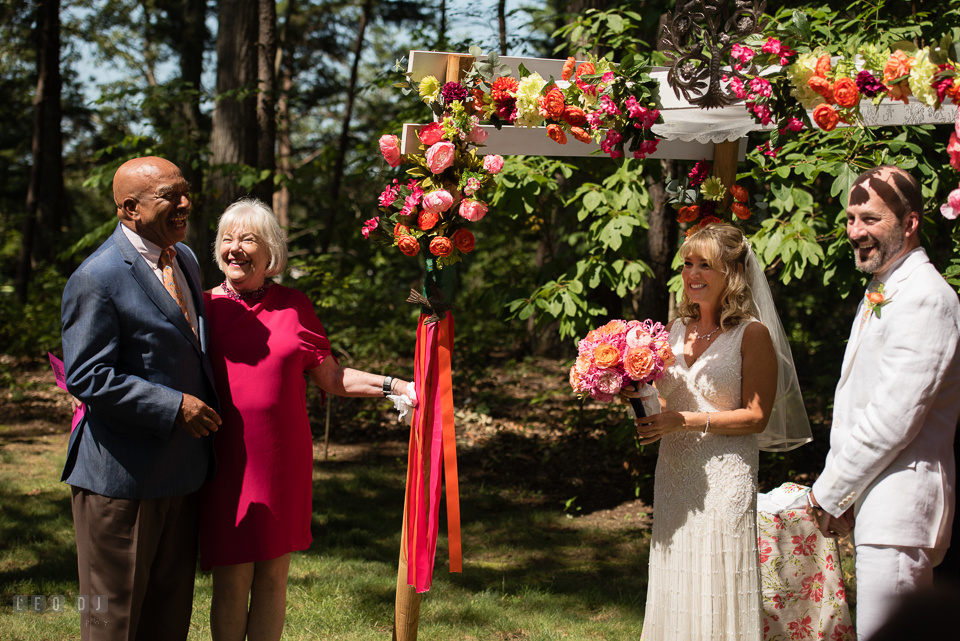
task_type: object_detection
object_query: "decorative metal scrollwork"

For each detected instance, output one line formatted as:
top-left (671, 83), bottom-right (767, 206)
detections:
top-left (661, 0), bottom-right (768, 109)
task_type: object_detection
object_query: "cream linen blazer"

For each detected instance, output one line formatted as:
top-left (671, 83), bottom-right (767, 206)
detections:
top-left (812, 248), bottom-right (960, 550)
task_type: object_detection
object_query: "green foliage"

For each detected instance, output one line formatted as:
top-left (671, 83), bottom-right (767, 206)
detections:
top-left (0, 267), bottom-right (66, 356)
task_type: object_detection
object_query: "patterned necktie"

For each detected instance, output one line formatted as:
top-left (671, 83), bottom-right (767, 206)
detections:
top-left (158, 248), bottom-right (195, 335)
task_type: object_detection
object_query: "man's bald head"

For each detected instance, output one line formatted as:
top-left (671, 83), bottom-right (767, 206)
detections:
top-left (113, 157), bottom-right (192, 249)
top-left (113, 156), bottom-right (184, 210)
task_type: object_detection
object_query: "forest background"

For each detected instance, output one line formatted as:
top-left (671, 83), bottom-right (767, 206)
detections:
top-left (1, 0), bottom-right (959, 635)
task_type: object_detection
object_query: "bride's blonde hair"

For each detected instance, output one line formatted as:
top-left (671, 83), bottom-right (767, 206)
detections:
top-left (678, 223), bottom-right (754, 330)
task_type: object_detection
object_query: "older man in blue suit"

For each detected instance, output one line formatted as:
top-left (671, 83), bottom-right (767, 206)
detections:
top-left (61, 156), bottom-right (221, 640)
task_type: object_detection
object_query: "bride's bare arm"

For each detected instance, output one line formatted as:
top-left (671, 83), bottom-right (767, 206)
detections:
top-left (635, 322), bottom-right (777, 444)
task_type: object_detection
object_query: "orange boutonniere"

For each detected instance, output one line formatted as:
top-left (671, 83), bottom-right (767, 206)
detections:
top-left (865, 284), bottom-right (891, 318)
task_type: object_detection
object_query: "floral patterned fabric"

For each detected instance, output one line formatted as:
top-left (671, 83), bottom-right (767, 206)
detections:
top-left (759, 509), bottom-right (854, 641)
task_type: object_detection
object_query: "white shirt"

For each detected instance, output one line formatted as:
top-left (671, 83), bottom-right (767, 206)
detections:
top-left (121, 224), bottom-right (198, 332)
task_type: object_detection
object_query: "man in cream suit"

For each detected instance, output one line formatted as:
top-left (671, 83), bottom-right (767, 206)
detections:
top-left (808, 166), bottom-right (960, 640)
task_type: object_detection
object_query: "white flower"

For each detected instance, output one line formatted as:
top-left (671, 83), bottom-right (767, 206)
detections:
top-left (514, 73), bottom-right (547, 128)
top-left (787, 51), bottom-right (826, 110)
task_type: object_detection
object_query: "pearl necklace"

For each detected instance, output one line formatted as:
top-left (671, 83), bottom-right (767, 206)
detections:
top-left (693, 322), bottom-right (721, 341)
top-left (221, 279), bottom-right (271, 302)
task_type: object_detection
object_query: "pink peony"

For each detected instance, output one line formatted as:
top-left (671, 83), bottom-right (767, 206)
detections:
top-left (467, 125), bottom-right (489, 144)
top-left (595, 370), bottom-right (622, 396)
top-left (626, 326), bottom-right (652, 348)
top-left (459, 199), bottom-right (488, 222)
top-left (948, 132), bottom-right (960, 172)
top-left (483, 155), bottom-right (504, 174)
top-left (418, 122), bottom-right (444, 146)
top-left (379, 135), bottom-right (402, 167)
top-left (941, 188), bottom-right (960, 220)
top-left (421, 189), bottom-right (454, 214)
top-left (425, 141), bottom-right (456, 174)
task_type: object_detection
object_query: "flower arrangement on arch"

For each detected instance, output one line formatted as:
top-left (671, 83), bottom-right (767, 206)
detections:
top-left (364, 102), bottom-right (504, 267)
top-left (409, 47), bottom-right (664, 160)
top-left (569, 319), bottom-right (674, 403)
top-left (666, 159), bottom-right (769, 238)
top-left (720, 15), bottom-right (960, 156)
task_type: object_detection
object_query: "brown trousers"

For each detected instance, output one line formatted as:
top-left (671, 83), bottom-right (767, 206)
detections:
top-left (71, 487), bottom-right (200, 641)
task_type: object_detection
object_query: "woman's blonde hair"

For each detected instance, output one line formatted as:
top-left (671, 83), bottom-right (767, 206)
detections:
top-left (678, 223), bottom-right (753, 330)
top-left (214, 198), bottom-right (288, 277)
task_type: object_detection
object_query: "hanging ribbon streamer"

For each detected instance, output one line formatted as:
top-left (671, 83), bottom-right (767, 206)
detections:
top-left (405, 312), bottom-right (462, 593)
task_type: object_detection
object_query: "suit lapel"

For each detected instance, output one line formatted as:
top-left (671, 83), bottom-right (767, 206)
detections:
top-left (837, 248), bottom-right (930, 388)
top-left (113, 225), bottom-right (202, 355)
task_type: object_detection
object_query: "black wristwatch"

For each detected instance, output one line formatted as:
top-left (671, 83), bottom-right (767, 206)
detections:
top-left (382, 376), bottom-right (394, 396)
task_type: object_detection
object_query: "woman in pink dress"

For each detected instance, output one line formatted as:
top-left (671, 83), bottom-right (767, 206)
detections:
top-left (200, 198), bottom-right (414, 641)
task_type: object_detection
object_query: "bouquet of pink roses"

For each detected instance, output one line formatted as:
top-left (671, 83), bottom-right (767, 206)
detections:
top-left (569, 319), bottom-right (674, 412)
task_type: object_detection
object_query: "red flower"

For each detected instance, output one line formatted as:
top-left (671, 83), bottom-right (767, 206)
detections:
top-left (418, 209), bottom-right (439, 231)
top-left (394, 223), bottom-right (411, 237)
top-left (563, 106), bottom-right (588, 127)
top-left (451, 228), bottom-right (475, 253)
top-left (800, 572), bottom-right (825, 602)
top-left (815, 54), bottom-right (831, 78)
top-left (547, 124), bottom-right (568, 145)
top-left (758, 536), bottom-right (772, 564)
top-left (792, 533), bottom-right (817, 556)
top-left (788, 615), bottom-right (813, 640)
top-left (831, 624), bottom-right (855, 641)
top-left (701, 216), bottom-right (722, 227)
top-left (570, 127), bottom-right (592, 144)
top-left (825, 554), bottom-right (835, 571)
top-left (562, 56), bottom-right (576, 81)
top-left (491, 77), bottom-right (519, 103)
top-left (539, 89), bottom-right (566, 120)
top-left (813, 104), bottom-right (840, 131)
top-left (834, 77), bottom-right (860, 109)
top-left (429, 235), bottom-right (454, 257)
top-left (398, 235), bottom-right (420, 257)
top-left (808, 76), bottom-right (835, 104)
top-left (730, 184), bottom-right (749, 203)
top-left (732, 202), bottom-right (752, 220)
top-left (575, 62), bottom-right (596, 81)
top-left (771, 594), bottom-right (786, 610)
top-left (678, 205), bottom-right (700, 223)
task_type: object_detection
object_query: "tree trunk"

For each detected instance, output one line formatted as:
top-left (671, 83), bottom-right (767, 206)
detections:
top-left (438, 0), bottom-right (446, 50)
top-left (639, 159), bottom-right (678, 323)
top-left (211, 0), bottom-right (259, 213)
top-left (497, 0), bottom-right (507, 55)
top-left (273, 0), bottom-right (296, 237)
top-left (255, 0), bottom-right (277, 204)
top-left (321, 0), bottom-right (372, 253)
top-left (16, 0), bottom-right (62, 303)
top-left (178, 0), bottom-right (212, 284)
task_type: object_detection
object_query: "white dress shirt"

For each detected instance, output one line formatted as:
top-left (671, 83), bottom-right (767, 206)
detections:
top-left (120, 224), bottom-right (198, 332)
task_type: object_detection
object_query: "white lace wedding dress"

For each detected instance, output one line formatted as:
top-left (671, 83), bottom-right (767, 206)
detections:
top-left (641, 320), bottom-right (762, 641)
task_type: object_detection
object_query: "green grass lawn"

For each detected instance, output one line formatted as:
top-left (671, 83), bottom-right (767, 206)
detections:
top-left (0, 430), bottom-right (649, 640)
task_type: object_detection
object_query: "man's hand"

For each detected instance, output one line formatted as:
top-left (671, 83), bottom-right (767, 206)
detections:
top-left (806, 491), bottom-right (854, 538)
top-left (176, 394), bottom-right (221, 438)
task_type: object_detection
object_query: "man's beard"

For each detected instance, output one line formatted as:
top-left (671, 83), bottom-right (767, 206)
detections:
top-left (851, 223), bottom-right (905, 274)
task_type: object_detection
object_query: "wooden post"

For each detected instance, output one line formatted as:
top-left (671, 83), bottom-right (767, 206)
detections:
top-left (445, 53), bottom-right (474, 83)
top-left (712, 139), bottom-right (740, 209)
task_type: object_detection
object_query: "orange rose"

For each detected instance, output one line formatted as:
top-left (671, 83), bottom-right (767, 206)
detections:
top-left (563, 106), bottom-right (587, 127)
top-left (623, 347), bottom-right (655, 381)
top-left (574, 351), bottom-right (593, 375)
top-left (883, 49), bottom-right (914, 84)
top-left (678, 205), bottom-right (700, 223)
top-left (471, 88), bottom-right (488, 114)
top-left (398, 235), bottom-right (420, 256)
top-left (701, 216), bottom-right (722, 227)
top-left (562, 56), bottom-right (576, 81)
top-left (684, 223), bottom-right (702, 240)
top-left (655, 340), bottom-right (675, 367)
top-left (807, 76), bottom-right (834, 103)
top-left (569, 366), bottom-right (587, 393)
top-left (429, 235), bottom-right (454, 257)
top-left (732, 202), bottom-right (752, 220)
top-left (418, 209), bottom-right (439, 230)
top-left (730, 184), bottom-right (749, 203)
top-left (539, 89), bottom-right (566, 120)
top-left (815, 54), bottom-right (832, 78)
top-left (451, 227), bottom-right (475, 253)
top-left (812, 103), bottom-right (840, 131)
top-left (394, 223), bottom-right (411, 236)
top-left (593, 343), bottom-right (621, 369)
top-left (866, 292), bottom-right (884, 305)
top-left (570, 126), bottom-right (592, 144)
top-left (833, 77), bottom-right (860, 109)
top-left (547, 124), bottom-right (568, 145)
top-left (575, 62), bottom-right (596, 81)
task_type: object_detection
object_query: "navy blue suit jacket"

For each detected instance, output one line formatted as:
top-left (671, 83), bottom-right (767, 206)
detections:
top-left (61, 224), bottom-right (218, 499)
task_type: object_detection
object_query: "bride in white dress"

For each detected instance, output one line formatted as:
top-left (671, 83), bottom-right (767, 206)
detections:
top-left (633, 224), bottom-right (780, 641)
